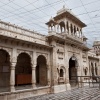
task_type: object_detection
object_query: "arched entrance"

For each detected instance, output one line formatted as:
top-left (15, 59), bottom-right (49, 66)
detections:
top-left (15, 53), bottom-right (32, 86)
top-left (0, 49), bottom-right (10, 89)
top-left (36, 55), bottom-right (47, 86)
top-left (69, 55), bottom-right (78, 86)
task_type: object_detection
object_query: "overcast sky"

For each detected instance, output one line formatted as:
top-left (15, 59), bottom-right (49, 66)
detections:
top-left (0, 0), bottom-right (100, 47)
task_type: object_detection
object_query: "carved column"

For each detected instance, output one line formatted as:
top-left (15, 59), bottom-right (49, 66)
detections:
top-left (80, 29), bottom-right (83, 40)
top-left (72, 25), bottom-right (74, 35)
top-left (89, 61), bottom-right (91, 76)
top-left (68, 23), bottom-right (71, 35)
top-left (32, 65), bottom-right (36, 88)
top-left (93, 62), bottom-right (96, 76)
top-left (64, 21), bottom-right (67, 33)
top-left (10, 48), bottom-right (17, 92)
top-left (54, 25), bottom-right (56, 32)
top-left (60, 25), bottom-right (62, 33)
top-left (10, 62), bottom-right (16, 92)
top-left (32, 49), bottom-right (37, 88)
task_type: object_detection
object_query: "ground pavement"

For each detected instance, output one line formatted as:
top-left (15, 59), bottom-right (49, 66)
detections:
top-left (19, 87), bottom-right (100, 100)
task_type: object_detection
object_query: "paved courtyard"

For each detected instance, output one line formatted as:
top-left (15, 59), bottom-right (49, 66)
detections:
top-left (20, 87), bottom-right (100, 100)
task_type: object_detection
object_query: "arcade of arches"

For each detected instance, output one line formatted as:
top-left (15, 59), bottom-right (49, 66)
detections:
top-left (0, 49), bottom-right (99, 91)
top-left (0, 49), bottom-right (48, 92)
top-left (48, 20), bottom-right (82, 39)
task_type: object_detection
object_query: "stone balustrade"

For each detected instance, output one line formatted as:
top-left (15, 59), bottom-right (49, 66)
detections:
top-left (0, 21), bottom-right (46, 44)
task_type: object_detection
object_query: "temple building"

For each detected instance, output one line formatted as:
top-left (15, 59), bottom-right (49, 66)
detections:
top-left (93, 41), bottom-right (100, 56)
top-left (0, 6), bottom-right (100, 100)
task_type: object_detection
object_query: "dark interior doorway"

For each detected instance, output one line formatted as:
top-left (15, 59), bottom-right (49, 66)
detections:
top-left (69, 57), bottom-right (78, 86)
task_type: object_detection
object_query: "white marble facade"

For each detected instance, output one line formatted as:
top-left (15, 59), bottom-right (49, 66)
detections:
top-left (0, 6), bottom-right (100, 100)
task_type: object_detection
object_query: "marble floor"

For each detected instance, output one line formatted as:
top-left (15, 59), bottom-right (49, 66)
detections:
top-left (19, 87), bottom-right (100, 100)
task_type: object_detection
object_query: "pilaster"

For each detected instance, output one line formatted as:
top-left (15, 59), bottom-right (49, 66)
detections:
top-left (47, 65), bottom-right (50, 86)
top-left (64, 43), bottom-right (71, 90)
top-left (50, 39), bottom-right (58, 86)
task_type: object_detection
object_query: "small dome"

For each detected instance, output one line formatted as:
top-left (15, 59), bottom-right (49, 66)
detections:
top-left (49, 16), bottom-right (54, 21)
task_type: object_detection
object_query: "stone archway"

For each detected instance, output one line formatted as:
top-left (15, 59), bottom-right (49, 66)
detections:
top-left (15, 52), bottom-right (32, 86)
top-left (59, 21), bottom-right (65, 33)
top-left (58, 66), bottom-right (66, 84)
top-left (36, 55), bottom-right (47, 86)
top-left (69, 55), bottom-right (78, 86)
top-left (0, 49), bottom-right (10, 88)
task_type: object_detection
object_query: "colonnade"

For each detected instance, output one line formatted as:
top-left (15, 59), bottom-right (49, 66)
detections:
top-left (0, 49), bottom-right (51, 92)
top-left (48, 21), bottom-right (83, 39)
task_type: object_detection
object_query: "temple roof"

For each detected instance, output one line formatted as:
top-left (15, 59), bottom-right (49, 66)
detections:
top-left (54, 6), bottom-right (86, 27)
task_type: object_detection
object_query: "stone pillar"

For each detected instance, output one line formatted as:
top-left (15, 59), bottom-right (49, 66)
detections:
top-left (64, 21), bottom-right (67, 33)
top-left (47, 65), bottom-right (50, 86)
top-left (51, 40), bottom-right (57, 86)
top-left (32, 49), bottom-right (37, 88)
top-left (54, 25), bottom-right (56, 32)
top-left (64, 44), bottom-right (71, 90)
top-left (89, 61), bottom-right (91, 76)
top-left (72, 25), bottom-right (74, 35)
top-left (10, 62), bottom-right (16, 92)
top-left (65, 67), bottom-right (69, 84)
top-left (60, 26), bottom-right (62, 33)
top-left (80, 29), bottom-right (83, 41)
top-left (93, 62), bottom-right (96, 76)
top-left (66, 67), bottom-right (71, 90)
top-left (78, 30), bottom-right (80, 38)
top-left (32, 65), bottom-right (36, 88)
top-left (68, 23), bottom-right (71, 35)
top-left (57, 25), bottom-right (59, 33)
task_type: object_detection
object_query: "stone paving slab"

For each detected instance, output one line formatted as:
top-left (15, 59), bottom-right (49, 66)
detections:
top-left (19, 87), bottom-right (100, 100)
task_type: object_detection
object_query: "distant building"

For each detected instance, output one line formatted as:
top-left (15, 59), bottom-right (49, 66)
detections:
top-left (93, 41), bottom-right (100, 55)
